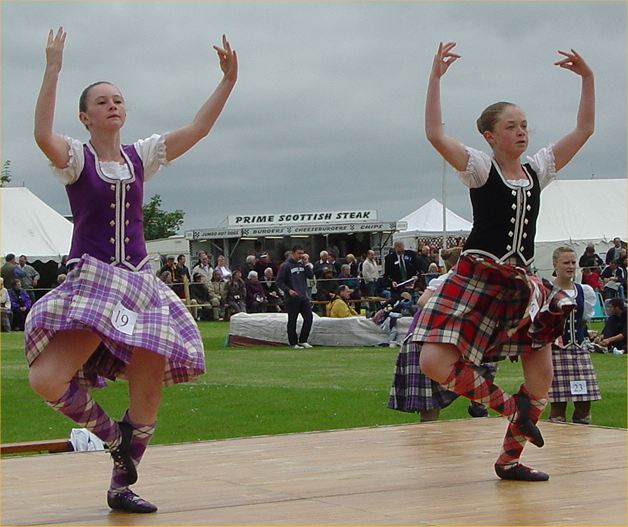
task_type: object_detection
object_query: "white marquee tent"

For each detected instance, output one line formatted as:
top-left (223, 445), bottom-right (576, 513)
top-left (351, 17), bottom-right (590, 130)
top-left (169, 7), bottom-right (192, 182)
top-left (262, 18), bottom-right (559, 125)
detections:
top-left (394, 198), bottom-right (472, 248)
top-left (534, 178), bottom-right (627, 278)
top-left (1, 187), bottom-right (73, 262)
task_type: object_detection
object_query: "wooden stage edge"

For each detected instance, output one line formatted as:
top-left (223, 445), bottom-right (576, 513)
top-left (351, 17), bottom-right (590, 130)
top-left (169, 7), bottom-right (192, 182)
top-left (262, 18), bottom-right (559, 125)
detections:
top-left (2, 418), bottom-right (627, 526)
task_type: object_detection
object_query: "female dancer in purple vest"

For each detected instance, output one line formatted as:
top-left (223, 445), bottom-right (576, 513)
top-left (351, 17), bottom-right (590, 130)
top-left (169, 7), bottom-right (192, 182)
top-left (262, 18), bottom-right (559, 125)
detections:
top-left (28, 27), bottom-right (237, 513)
top-left (418, 41), bottom-right (594, 481)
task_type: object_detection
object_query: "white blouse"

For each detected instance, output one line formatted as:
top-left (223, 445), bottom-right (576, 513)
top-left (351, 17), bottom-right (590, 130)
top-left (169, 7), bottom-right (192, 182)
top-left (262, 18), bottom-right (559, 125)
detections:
top-left (52, 134), bottom-right (169, 185)
top-left (457, 145), bottom-right (557, 190)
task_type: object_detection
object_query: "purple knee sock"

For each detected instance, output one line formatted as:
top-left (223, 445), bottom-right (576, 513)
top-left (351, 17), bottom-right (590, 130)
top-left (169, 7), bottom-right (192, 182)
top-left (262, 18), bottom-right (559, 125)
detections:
top-left (110, 411), bottom-right (156, 492)
top-left (46, 380), bottom-right (121, 448)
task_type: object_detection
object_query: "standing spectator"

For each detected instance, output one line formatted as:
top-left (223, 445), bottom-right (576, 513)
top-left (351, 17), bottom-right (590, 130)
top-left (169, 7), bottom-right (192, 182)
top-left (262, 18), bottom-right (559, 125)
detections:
top-left (0, 253), bottom-right (17, 286)
top-left (261, 267), bottom-right (283, 312)
top-left (578, 244), bottom-right (604, 270)
top-left (159, 255), bottom-right (177, 283)
top-left (17, 255), bottom-right (40, 302)
top-left (243, 255), bottom-right (257, 279)
top-left (313, 250), bottom-right (334, 278)
top-left (254, 252), bottom-right (273, 277)
top-left (361, 249), bottom-right (380, 315)
top-left (384, 241), bottom-right (418, 296)
top-left (245, 271), bottom-right (267, 313)
top-left (548, 246), bottom-right (600, 425)
top-left (9, 278), bottom-right (32, 331)
top-left (225, 269), bottom-right (246, 315)
top-left (605, 237), bottom-right (624, 265)
top-left (207, 270), bottom-right (227, 320)
top-left (276, 245), bottom-right (314, 349)
top-left (191, 253), bottom-right (213, 286)
top-left (416, 245), bottom-right (431, 275)
top-left (302, 253), bottom-right (316, 300)
top-left (172, 254), bottom-right (191, 299)
top-left (344, 254), bottom-right (359, 277)
top-left (215, 254), bottom-right (232, 281)
top-left (0, 277), bottom-right (12, 332)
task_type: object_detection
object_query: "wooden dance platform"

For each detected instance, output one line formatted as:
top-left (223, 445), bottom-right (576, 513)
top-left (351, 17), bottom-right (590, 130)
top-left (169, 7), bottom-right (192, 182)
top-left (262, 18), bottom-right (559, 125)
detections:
top-left (2, 418), bottom-right (626, 526)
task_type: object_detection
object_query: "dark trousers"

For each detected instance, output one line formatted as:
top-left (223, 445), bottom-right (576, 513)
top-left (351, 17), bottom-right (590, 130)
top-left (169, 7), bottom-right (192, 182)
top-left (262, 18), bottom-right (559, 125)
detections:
top-left (286, 296), bottom-right (313, 346)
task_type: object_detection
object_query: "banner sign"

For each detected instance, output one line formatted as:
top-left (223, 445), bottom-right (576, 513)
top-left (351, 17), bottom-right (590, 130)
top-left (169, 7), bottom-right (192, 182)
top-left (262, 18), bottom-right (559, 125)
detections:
top-left (187, 221), bottom-right (401, 240)
top-left (227, 210), bottom-right (378, 226)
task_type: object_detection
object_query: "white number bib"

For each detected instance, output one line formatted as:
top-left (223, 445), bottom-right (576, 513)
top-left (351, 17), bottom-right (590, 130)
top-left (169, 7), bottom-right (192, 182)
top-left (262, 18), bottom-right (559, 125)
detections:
top-left (570, 380), bottom-right (588, 395)
top-left (111, 301), bottom-right (138, 336)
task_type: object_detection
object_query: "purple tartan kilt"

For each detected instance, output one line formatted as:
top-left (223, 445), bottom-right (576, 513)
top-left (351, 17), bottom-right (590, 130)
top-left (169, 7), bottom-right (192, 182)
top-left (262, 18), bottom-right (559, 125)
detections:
top-left (548, 343), bottom-right (601, 402)
top-left (387, 338), bottom-right (458, 413)
top-left (411, 255), bottom-right (572, 366)
top-left (25, 254), bottom-right (205, 388)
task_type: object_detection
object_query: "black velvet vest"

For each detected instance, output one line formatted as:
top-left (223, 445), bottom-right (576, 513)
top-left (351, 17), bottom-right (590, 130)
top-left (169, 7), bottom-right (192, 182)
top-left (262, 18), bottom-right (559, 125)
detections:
top-left (463, 162), bottom-right (540, 265)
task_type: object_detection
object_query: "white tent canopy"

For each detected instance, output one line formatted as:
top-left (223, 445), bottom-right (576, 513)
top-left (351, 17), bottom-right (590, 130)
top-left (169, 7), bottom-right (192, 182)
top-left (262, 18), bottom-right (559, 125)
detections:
top-left (534, 178), bottom-right (627, 277)
top-left (1, 187), bottom-right (73, 262)
top-left (394, 198), bottom-right (472, 249)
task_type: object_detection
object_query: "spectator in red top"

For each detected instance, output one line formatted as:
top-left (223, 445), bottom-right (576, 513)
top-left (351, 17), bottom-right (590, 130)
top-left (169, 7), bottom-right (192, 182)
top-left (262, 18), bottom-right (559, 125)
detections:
top-left (581, 266), bottom-right (603, 292)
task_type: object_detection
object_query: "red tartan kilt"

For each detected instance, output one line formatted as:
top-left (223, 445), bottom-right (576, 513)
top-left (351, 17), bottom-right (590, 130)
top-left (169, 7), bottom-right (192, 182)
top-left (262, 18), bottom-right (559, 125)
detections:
top-left (412, 255), bottom-right (568, 366)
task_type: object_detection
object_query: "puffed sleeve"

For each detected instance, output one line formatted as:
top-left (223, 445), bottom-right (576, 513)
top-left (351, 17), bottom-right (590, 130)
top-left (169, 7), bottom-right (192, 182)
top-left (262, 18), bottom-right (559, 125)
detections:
top-left (51, 136), bottom-right (85, 185)
top-left (581, 284), bottom-right (597, 321)
top-left (526, 145), bottom-right (557, 190)
top-left (134, 134), bottom-right (170, 181)
top-left (455, 146), bottom-right (492, 188)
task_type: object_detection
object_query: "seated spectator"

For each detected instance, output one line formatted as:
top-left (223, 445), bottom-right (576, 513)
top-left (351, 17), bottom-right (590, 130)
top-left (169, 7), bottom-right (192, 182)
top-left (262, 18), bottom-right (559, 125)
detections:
top-left (225, 269), bottom-right (247, 315)
top-left (159, 270), bottom-right (175, 289)
top-left (337, 264), bottom-right (361, 299)
top-left (8, 278), bottom-right (32, 331)
top-left (189, 272), bottom-right (212, 321)
top-left (243, 255), bottom-right (257, 280)
top-left (254, 252), bottom-right (274, 277)
top-left (215, 254), bottom-right (232, 281)
top-left (261, 267), bottom-right (284, 312)
top-left (376, 291), bottom-right (416, 347)
top-left (601, 259), bottom-right (626, 300)
top-left (327, 285), bottom-right (359, 318)
top-left (579, 244), bottom-right (604, 271)
top-left (593, 298), bottom-right (626, 351)
top-left (207, 270), bottom-right (227, 320)
top-left (56, 274), bottom-right (67, 287)
top-left (245, 271), bottom-right (268, 313)
top-left (0, 277), bottom-right (12, 332)
top-left (581, 266), bottom-right (603, 293)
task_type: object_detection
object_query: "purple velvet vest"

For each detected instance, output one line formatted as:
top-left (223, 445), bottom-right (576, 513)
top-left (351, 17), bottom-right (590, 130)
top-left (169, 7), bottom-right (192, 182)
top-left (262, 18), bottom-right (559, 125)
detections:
top-left (66, 143), bottom-right (149, 271)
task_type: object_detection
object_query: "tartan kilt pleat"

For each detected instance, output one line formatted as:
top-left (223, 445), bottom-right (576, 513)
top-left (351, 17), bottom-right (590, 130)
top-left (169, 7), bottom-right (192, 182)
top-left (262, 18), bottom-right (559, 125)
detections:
top-left (25, 254), bottom-right (205, 388)
top-left (548, 343), bottom-right (601, 402)
top-left (411, 255), bottom-right (572, 366)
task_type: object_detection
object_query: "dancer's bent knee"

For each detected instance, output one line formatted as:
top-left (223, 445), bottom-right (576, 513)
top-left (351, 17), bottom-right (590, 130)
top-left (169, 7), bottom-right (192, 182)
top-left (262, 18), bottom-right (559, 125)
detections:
top-left (419, 342), bottom-right (461, 383)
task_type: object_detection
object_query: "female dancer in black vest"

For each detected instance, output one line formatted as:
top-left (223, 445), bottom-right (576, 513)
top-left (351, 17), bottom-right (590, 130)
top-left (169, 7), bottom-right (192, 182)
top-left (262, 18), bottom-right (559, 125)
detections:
top-left (417, 42), bottom-right (595, 481)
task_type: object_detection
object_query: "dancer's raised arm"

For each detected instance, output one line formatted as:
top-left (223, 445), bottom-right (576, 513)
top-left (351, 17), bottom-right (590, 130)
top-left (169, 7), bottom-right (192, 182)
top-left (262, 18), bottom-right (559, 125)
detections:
top-left (551, 49), bottom-right (595, 172)
top-left (165, 34), bottom-right (238, 162)
top-left (34, 28), bottom-right (70, 168)
top-left (424, 41), bottom-right (468, 171)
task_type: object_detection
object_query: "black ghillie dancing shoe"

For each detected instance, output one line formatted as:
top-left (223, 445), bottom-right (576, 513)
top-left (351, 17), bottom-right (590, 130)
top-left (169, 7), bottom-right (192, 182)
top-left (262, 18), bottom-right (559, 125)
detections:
top-left (495, 463), bottom-right (549, 481)
top-left (109, 421), bottom-right (137, 485)
top-left (107, 489), bottom-right (158, 513)
top-left (514, 391), bottom-right (544, 448)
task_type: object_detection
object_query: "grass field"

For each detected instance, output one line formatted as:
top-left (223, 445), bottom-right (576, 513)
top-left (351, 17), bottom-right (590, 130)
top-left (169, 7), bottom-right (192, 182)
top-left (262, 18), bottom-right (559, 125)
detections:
top-left (1, 321), bottom-right (626, 447)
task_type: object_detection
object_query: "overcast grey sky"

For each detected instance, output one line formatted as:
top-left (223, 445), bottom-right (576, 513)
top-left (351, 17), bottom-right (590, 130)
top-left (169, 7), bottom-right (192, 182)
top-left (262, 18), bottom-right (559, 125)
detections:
top-left (2, 2), bottom-right (626, 231)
